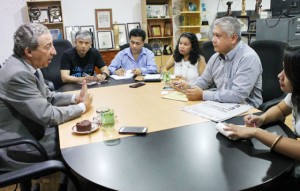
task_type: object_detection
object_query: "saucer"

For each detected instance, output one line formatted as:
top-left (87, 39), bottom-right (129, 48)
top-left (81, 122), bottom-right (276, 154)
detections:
top-left (72, 122), bottom-right (99, 134)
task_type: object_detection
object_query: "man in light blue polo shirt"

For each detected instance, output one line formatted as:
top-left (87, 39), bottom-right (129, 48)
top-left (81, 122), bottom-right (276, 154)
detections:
top-left (108, 28), bottom-right (158, 76)
top-left (174, 17), bottom-right (262, 108)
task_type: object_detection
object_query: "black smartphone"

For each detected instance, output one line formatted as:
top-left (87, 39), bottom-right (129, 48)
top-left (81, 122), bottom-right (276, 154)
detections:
top-left (118, 126), bottom-right (148, 134)
top-left (129, 82), bottom-right (146, 88)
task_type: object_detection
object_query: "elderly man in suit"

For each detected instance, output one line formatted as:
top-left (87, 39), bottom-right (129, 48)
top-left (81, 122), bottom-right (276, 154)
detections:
top-left (0, 23), bottom-right (93, 170)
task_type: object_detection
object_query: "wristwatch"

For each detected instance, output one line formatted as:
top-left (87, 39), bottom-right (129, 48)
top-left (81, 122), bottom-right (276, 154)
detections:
top-left (102, 72), bottom-right (108, 79)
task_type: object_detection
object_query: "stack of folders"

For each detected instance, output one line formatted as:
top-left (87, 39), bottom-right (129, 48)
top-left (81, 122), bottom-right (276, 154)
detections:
top-left (182, 101), bottom-right (252, 122)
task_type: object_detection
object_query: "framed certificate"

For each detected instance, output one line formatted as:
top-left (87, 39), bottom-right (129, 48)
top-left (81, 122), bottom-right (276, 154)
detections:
top-left (127, 22), bottom-right (141, 36)
top-left (65, 26), bottom-right (80, 46)
top-left (97, 31), bottom-right (113, 50)
top-left (39, 9), bottom-right (49, 23)
top-left (95, 9), bottom-right (113, 30)
top-left (115, 23), bottom-right (128, 46)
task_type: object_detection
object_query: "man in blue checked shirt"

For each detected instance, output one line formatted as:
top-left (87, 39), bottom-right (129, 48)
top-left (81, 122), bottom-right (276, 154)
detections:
top-left (108, 28), bottom-right (158, 76)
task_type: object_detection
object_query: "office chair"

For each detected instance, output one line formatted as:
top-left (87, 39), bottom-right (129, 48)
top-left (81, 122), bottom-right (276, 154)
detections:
top-left (250, 40), bottom-right (288, 111)
top-left (200, 41), bottom-right (215, 63)
top-left (41, 39), bottom-right (73, 91)
top-left (0, 138), bottom-right (81, 191)
top-left (120, 43), bottom-right (153, 51)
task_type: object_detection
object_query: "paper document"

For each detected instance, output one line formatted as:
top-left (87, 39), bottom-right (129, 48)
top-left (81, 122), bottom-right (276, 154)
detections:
top-left (110, 70), bottom-right (134, 80)
top-left (162, 92), bottom-right (188, 101)
top-left (182, 101), bottom-right (252, 122)
top-left (144, 74), bottom-right (161, 81)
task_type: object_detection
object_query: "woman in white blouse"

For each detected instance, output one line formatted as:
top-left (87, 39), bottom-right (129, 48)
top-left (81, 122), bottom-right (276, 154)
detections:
top-left (164, 32), bottom-right (206, 82)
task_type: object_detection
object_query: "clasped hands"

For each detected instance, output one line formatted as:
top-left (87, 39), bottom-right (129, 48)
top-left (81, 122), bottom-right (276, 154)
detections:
top-left (171, 81), bottom-right (203, 101)
top-left (83, 74), bottom-right (106, 83)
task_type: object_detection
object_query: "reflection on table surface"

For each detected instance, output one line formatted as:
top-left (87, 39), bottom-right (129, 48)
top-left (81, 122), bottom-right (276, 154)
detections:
top-left (58, 82), bottom-right (208, 149)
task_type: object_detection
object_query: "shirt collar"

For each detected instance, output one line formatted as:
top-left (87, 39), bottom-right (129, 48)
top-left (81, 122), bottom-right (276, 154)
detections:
top-left (124, 47), bottom-right (146, 56)
top-left (218, 41), bottom-right (242, 61)
top-left (22, 59), bottom-right (37, 73)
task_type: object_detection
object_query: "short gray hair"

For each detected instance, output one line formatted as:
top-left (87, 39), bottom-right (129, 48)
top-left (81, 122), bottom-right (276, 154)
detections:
top-left (209, 16), bottom-right (241, 40)
top-left (13, 23), bottom-right (49, 58)
top-left (75, 30), bottom-right (92, 41)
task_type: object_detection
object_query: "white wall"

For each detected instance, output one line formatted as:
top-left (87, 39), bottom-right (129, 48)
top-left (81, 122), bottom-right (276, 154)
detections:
top-left (0, 0), bottom-right (142, 63)
top-left (62, 0), bottom-right (142, 26)
top-left (0, 0), bottom-right (271, 63)
top-left (0, 0), bottom-right (28, 63)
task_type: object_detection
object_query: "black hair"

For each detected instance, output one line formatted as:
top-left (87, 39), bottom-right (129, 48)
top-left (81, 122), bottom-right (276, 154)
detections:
top-left (173, 32), bottom-right (201, 65)
top-left (129, 28), bottom-right (146, 41)
top-left (283, 45), bottom-right (300, 111)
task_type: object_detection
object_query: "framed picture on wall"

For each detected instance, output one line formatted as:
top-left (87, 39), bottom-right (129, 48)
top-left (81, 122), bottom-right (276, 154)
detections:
top-left (65, 26), bottom-right (80, 46)
top-left (115, 23), bottom-right (128, 46)
top-left (95, 9), bottom-right (113, 30)
top-left (127, 22), bottom-right (141, 35)
top-left (97, 30), bottom-right (113, 50)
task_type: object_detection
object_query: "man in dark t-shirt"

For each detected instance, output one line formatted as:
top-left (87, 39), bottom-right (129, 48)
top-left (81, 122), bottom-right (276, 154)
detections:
top-left (61, 30), bottom-right (109, 83)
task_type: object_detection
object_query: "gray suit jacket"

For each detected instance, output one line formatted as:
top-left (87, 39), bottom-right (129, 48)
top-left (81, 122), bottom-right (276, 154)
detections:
top-left (0, 56), bottom-right (83, 170)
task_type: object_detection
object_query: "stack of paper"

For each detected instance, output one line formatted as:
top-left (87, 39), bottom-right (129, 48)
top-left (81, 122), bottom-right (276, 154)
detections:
top-left (144, 74), bottom-right (161, 82)
top-left (110, 70), bottom-right (134, 80)
top-left (182, 101), bottom-right (252, 122)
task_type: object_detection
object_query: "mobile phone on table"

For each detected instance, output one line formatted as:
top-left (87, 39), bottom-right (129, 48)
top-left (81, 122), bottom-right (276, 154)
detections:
top-left (129, 82), bottom-right (145, 88)
top-left (118, 126), bottom-right (148, 134)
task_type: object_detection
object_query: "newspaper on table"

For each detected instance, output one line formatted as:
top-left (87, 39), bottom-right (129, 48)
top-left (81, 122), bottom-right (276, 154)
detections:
top-left (182, 100), bottom-right (252, 122)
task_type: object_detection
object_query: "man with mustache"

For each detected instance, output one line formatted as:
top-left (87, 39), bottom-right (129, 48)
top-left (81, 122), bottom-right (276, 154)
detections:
top-left (0, 23), bottom-right (93, 170)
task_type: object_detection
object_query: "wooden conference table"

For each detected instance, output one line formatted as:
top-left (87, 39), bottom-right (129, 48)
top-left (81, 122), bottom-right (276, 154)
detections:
top-left (59, 79), bottom-right (295, 191)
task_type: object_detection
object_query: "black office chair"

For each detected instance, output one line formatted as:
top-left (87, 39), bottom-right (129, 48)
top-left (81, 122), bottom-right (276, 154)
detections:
top-left (0, 138), bottom-right (81, 191)
top-left (200, 41), bottom-right (215, 63)
top-left (120, 43), bottom-right (153, 51)
top-left (41, 39), bottom-right (73, 91)
top-left (250, 40), bottom-right (288, 111)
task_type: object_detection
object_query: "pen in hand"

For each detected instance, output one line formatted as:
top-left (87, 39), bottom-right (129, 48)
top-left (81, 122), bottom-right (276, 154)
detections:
top-left (250, 112), bottom-right (256, 127)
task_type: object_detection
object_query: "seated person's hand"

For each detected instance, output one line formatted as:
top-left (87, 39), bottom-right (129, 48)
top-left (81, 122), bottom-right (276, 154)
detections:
top-left (84, 76), bottom-right (96, 83)
top-left (76, 80), bottom-right (88, 103)
top-left (185, 86), bottom-right (203, 101)
top-left (224, 123), bottom-right (257, 140)
top-left (115, 68), bottom-right (126, 76)
top-left (244, 114), bottom-right (264, 127)
top-left (94, 74), bottom-right (106, 82)
top-left (132, 68), bottom-right (142, 76)
top-left (171, 81), bottom-right (191, 93)
top-left (83, 92), bottom-right (93, 111)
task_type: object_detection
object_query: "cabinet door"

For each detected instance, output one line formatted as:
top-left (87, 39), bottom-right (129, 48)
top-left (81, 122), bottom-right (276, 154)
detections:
top-left (100, 50), bottom-right (119, 66)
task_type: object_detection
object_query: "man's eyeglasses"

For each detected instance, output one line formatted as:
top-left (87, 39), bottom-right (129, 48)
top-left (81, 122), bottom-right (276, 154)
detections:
top-left (130, 40), bottom-right (142, 46)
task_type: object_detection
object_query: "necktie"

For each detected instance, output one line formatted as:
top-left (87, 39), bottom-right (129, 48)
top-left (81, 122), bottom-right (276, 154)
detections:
top-left (34, 71), bottom-right (40, 80)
